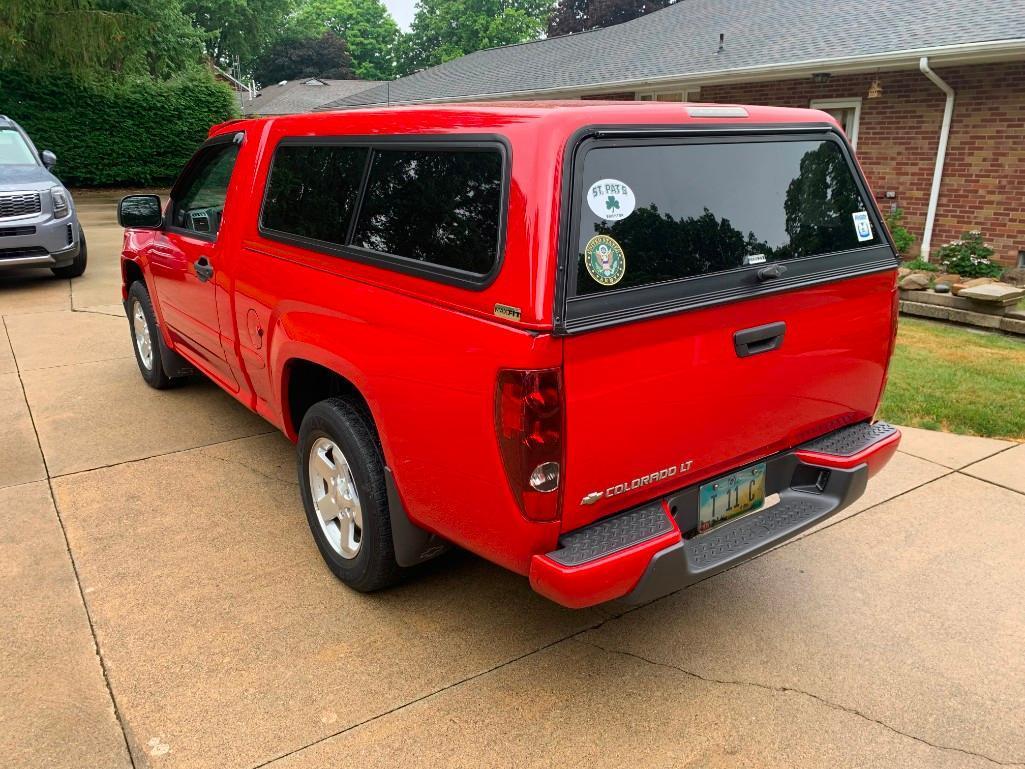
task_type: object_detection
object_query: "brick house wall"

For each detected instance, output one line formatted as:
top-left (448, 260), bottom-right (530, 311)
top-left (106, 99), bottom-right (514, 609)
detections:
top-left (697, 61), bottom-right (1025, 266)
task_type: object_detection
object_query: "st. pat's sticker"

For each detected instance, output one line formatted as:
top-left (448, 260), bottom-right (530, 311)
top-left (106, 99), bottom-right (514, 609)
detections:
top-left (587, 179), bottom-right (635, 222)
top-left (852, 210), bottom-right (873, 242)
top-left (584, 234), bottom-right (626, 286)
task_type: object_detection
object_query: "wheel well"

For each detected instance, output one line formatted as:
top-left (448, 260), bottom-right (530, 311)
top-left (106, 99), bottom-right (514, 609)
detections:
top-left (284, 360), bottom-right (376, 439)
top-left (123, 259), bottom-right (144, 289)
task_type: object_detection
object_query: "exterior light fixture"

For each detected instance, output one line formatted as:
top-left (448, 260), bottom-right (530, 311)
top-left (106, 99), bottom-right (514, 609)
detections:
top-left (812, 72), bottom-right (831, 84)
top-left (868, 71), bottom-right (883, 98)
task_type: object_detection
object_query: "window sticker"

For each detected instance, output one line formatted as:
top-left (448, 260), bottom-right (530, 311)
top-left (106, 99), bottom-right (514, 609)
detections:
top-left (584, 234), bottom-right (626, 286)
top-left (852, 211), bottom-right (873, 242)
top-left (587, 178), bottom-right (635, 221)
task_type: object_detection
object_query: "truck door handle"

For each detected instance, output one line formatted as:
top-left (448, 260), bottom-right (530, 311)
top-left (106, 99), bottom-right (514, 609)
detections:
top-left (193, 256), bottom-right (214, 282)
top-left (734, 321), bottom-right (786, 358)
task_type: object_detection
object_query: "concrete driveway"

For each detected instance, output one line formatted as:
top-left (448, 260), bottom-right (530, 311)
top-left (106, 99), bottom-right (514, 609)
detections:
top-left (2, 192), bottom-right (1024, 769)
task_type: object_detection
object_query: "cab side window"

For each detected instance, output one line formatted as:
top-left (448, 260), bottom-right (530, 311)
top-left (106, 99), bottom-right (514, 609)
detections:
top-left (353, 148), bottom-right (502, 275)
top-left (171, 142), bottom-right (240, 238)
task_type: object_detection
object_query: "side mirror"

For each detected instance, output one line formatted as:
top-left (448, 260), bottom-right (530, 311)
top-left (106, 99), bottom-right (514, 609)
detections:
top-left (41, 150), bottom-right (57, 169)
top-left (118, 194), bottom-right (163, 229)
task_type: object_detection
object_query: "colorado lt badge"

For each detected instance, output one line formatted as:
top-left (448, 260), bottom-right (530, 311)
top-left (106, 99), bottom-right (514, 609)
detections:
top-left (583, 234), bottom-right (626, 286)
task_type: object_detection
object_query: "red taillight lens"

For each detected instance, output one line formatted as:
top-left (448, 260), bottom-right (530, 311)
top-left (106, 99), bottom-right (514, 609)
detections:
top-left (495, 368), bottom-right (563, 522)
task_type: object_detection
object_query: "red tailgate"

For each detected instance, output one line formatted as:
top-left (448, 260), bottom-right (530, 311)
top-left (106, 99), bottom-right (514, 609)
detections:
top-left (561, 271), bottom-right (896, 531)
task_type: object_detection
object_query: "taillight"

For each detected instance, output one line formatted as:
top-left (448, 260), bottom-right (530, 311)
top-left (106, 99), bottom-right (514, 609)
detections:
top-left (495, 368), bottom-right (563, 522)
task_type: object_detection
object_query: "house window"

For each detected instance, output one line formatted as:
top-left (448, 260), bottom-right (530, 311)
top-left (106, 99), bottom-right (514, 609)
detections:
top-left (636, 88), bottom-right (700, 102)
top-left (810, 98), bottom-right (862, 148)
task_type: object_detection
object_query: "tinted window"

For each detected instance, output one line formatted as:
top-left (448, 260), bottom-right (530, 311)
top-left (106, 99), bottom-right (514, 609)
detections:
top-left (574, 139), bottom-right (880, 295)
top-left (172, 142), bottom-right (239, 238)
top-left (353, 148), bottom-right (502, 275)
top-left (262, 145), bottom-right (369, 244)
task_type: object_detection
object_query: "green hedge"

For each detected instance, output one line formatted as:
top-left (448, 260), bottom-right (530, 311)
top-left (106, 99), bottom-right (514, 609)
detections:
top-left (0, 70), bottom-right (238, 187)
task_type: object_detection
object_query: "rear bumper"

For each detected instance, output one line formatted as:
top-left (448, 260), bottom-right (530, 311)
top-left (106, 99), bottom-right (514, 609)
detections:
top-left (529, 421), bottom-right (900, 608)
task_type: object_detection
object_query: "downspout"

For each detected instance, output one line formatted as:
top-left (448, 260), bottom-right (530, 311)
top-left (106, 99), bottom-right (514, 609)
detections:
top-left (919, 56), bottom-right (955, 260)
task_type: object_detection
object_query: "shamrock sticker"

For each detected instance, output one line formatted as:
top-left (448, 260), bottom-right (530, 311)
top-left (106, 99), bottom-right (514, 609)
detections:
top-left (587, 178), bottom-right (636, 222)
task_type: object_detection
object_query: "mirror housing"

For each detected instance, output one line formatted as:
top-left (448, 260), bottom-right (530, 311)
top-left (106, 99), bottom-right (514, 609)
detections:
top-left (41, 150), bottom-right (57, 169)
top-left (118, 194), bottom-right (163, 229)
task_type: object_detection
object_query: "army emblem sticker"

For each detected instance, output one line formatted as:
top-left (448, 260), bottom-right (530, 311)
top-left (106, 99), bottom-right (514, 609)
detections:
top-left (584, 235), bottom-right (626, 286)
top-left (586, 178), bottom-right (635, 221)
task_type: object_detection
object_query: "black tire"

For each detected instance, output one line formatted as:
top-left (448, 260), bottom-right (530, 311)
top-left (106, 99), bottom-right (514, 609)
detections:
top-left (127, 281), bottom-right (180, 390)
top-left (298, 398), bottom-right (403, 592)
top-left (51, 228), bottom-right (87, 278)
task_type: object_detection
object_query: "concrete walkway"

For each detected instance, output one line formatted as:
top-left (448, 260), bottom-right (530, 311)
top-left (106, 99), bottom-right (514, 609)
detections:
top-left (2, 194), bottom-right (1023, 769)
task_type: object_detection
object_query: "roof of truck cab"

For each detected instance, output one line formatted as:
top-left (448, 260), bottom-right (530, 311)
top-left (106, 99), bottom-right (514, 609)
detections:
top-left (208, 101), bottom-right (836, 140)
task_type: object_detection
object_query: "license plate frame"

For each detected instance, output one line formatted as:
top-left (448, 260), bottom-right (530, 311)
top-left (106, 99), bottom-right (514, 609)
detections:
top-left (698, 463), bottom-right (767, 533)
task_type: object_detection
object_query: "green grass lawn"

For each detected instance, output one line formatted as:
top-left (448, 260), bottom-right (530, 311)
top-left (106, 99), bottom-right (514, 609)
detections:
top-left (879, 318), bottom-right (1025, 439)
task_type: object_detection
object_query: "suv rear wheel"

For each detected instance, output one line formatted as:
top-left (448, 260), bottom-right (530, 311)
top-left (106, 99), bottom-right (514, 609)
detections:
top-left (127, 281), bottom-right (182, 390)
top-left (51, 228), bottom-right (87, 278)
top-left (298, 398), bottom-right (403, 592)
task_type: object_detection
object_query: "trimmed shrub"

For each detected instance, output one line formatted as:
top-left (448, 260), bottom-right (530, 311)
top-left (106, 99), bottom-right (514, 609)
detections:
top-left (0, 69), bottom-right (238, 186)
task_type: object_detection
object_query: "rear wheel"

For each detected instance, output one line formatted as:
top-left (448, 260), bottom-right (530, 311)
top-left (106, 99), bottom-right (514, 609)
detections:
top-left (298, 398), bottom-right (403, 592)
top-left (51, 228), bottom-right (87, 278)
top-left (127, 281), bottom-right (181, 390)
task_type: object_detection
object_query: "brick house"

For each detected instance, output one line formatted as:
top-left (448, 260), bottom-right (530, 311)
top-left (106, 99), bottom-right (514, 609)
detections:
top-left (322, 0), bottom-right (1025, 267)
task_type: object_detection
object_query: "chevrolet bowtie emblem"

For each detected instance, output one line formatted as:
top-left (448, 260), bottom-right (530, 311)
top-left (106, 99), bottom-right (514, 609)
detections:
top-left (581, 491), bottom-right (604, 505)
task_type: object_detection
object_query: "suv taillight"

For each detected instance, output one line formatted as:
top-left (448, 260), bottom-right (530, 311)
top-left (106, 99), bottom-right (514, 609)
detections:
top-left (495, 368), bottom-right (563, 522)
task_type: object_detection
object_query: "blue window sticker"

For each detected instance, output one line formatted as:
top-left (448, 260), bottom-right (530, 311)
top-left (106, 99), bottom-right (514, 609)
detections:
top-left (852, 211), bottom-right (873, 242)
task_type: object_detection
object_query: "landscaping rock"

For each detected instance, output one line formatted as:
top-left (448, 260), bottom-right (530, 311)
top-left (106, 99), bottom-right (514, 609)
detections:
top-left (933, 282), bottom-right (951, 293)
top-left (934, 272), bottom-right (962, 285)
top-left (958, 283), bottom-right (1025, 305)
top-left (899, 273), bottom-right (931, 290)
top-left (897, 267), bottom-right (911, 279)
top-left (1000, 267), bottom-right (1025, 287)
top-left (952, 277), bottom-right (997, 296)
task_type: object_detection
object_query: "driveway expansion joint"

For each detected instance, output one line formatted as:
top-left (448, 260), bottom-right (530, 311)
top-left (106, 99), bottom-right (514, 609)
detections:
top-left (49, 430), bottom-right (279, 481)
top-left (247, 630), bottom-right (595, 769)
top-left (198, 448), bottom-right (298, 488)
top-left (574, 639), bottom-right (1025, 768)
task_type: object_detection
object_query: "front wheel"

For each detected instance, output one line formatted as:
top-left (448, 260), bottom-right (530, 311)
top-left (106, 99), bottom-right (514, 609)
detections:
top-left (127, 281), bottom-right (181, 390)
top-left (298, 398), bottom-right (403, 592)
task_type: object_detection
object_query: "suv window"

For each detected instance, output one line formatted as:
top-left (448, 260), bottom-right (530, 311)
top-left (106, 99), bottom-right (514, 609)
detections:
top-left (352, 148), bottom-right (503, 275)
top-left (261, 144), bottom-right (369, 244)
top-left (0, 129), bottom-right (36, 166)
top-left (573, 138), bottom-right (881, 296)
top-left (171, 142), bottom-right (240, 238)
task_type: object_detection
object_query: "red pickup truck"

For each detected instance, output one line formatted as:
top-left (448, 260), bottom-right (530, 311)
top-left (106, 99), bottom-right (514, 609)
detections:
top-left (117, 102), bottom-right (901, 608)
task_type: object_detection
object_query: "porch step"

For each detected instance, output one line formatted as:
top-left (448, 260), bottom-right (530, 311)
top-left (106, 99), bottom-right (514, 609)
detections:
top-left (801, 421), bottom-right (896, 457)
top-left (547, 502), bottom-right (672, 566)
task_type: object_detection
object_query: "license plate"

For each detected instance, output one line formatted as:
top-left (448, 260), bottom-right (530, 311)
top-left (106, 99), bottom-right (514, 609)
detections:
top-left (698, 463), bottom-right (766, 533)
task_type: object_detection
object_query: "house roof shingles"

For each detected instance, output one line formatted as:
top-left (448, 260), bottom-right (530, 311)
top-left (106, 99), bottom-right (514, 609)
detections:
top-left (245, 79), bottom-right (384, 115)
top-left (320, 0), bottom-right (1025, 109)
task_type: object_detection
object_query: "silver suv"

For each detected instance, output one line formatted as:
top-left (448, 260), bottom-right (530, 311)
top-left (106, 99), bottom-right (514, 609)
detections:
top-left (0, 115), bottom-right (86, 278)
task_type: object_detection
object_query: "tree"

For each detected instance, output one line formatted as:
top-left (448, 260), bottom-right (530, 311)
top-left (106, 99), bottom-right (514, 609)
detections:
top-left (99, 0), bottom-right (208, 78)
top-left (398, 0), bottom-right (549, 75)
top-left (253, 31), bottom-right (354, 84)
top-left (289, 0), bottom-right (400, 80)
top-left (184, 0), bottom-right (293, 68)
top-left (547, 0), bottom-right (672, 37)
top-left (0, 0), bottom-right (205, 78)
top-left (0, 0), bottom-right (143, 75)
